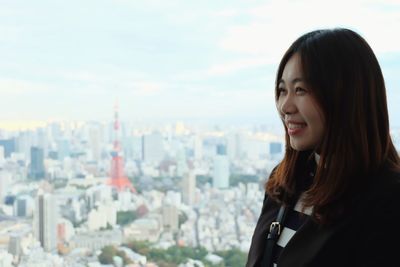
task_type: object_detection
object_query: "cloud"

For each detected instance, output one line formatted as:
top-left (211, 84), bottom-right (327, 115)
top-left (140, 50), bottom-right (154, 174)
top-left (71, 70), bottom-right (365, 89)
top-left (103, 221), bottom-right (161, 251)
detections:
top-left (206, 57), bottom-right (270, 76)
top-left (218, 0), bottom-right (400, 59)
top-left (0, 78), bottom-right (51, 94)
top-left (62, 71), bottom-right (104, 84)
top-left (211, 9), bottom-right (240, 18)
top-left (55, 67), bottom-right (166, 96)
top-left (0, 25), bottom-right (22, 42)
top-left (0, 0), bottom-right (398, 123)
top-left (124, 81), bottom-right (165, 96)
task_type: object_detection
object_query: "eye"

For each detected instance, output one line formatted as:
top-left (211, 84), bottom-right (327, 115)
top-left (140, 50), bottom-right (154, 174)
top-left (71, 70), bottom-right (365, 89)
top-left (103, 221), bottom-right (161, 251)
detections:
top-left (295, 87), bottom-right (307, 94)
top-left (277, 87), bottom-right (287, 96)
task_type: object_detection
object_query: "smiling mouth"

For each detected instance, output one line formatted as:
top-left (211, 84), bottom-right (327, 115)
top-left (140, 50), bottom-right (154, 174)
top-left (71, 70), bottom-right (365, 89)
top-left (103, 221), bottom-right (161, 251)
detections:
top-left (287, 122), bottom-right (307, 136)
top-left (287, 123), bottom-right (307, 129)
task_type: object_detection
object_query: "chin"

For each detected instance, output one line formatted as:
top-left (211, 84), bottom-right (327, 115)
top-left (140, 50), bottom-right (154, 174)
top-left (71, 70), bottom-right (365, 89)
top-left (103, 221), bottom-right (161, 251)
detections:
top-left (290, 142), bottom-right (314, 151)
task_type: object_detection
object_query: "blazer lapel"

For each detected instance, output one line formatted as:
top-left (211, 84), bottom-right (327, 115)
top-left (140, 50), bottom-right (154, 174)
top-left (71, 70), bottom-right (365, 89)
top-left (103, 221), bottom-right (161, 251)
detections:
top-left (277, 218), bottom-right (341, 267)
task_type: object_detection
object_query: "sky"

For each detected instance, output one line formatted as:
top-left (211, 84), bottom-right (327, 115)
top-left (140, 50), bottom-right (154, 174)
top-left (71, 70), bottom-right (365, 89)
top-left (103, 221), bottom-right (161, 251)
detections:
top-left (0, 0), bottom-right (399, 128)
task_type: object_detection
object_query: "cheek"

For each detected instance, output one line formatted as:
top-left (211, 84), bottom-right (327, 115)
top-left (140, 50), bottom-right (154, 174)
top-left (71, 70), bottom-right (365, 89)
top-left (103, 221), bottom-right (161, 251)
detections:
top-left (303, 100), bottom-right (324, 126)
top-left (276, 101), bottom-right (283, 117)
top-left (275, 99), bottom-right (281, 110)
top-left (313, 113), bottom-right (325, 137)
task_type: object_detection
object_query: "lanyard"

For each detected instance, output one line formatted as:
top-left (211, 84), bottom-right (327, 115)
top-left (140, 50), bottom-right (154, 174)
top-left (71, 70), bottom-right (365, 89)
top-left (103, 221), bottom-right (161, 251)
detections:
top-left (261, 204), bottom-right (289, 267)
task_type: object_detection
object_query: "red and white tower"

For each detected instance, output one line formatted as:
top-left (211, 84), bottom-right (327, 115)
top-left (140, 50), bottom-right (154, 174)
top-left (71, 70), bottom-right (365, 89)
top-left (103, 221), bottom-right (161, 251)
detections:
top-left (107, 103), bottom-right (136, 192)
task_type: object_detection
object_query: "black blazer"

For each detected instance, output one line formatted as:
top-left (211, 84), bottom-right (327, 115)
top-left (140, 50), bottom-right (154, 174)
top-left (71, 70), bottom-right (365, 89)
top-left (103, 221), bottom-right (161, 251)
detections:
top-left (246, 168), bottom-right (400, 267)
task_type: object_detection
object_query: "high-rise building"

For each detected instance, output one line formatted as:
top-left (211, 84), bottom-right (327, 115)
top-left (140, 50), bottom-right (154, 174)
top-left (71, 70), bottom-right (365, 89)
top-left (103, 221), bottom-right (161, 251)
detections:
top-left (142, 132), bottom-right (164, 163)
top-left (8, 233), bottom-right (22, 257)
top-left (34, 193), bottom-right (57, 252)
top-left (57, 139), bottom-right (70, 161)
top-left (0, 171), bottom-right (12, 204)
top-left (162, 205), bottom-right (179, 231)
top-left (269, 141), bottom-right (284, 160)
top-left (49, 122), bottom-right (62, 140)
top-left (16, 131), bottom-right (33, 161)
top-left (35, 128), bottom-right (48, 158)
top-left (193, 135), bottom-right (203, 160)
top-left (176, 145), bottom-right (188, 177)
top-left (269, 142), bottom-right (283, 155)
top-left (132, 135), bottom-right (143, 161)
top-left (89, 126), bottom-right (101, 162)
top-left (226, 133), bottom-right (237, 160)
top-left (14, 197), bottom-right (27, 217)
top-left (0, 146), bottom-right (4, 161)
top-left (234, 133), bottom-right (246, 159)
top-left (29, 146), bottom-right (45, 180)
top-left (88, 204), bottom-right (116, 231)
top-left (0, 139), bottom-right (11, 159)
top-left (0, 139), bottom-right (16, 158)
top-left (0, 251), bottom-right (12, 267)
top-left (182, 171), bottom-right (196, 206)
top-left (13, 195), bottom-right (33, 217)
top-left (213, 144), bottom-right (230, 189)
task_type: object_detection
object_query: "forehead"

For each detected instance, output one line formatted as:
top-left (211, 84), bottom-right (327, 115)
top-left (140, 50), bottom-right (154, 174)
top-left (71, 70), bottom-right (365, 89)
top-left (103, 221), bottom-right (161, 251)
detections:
top-left (280, 53), bottom-right (303, 83)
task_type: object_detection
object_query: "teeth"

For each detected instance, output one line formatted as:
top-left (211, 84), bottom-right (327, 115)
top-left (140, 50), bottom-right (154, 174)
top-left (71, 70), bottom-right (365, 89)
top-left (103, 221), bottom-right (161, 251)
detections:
top-left (288, 123), bottom-right (306, 129)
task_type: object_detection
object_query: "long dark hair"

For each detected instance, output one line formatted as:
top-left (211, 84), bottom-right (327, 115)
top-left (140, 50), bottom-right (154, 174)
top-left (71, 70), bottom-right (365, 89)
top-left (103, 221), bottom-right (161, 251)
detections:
top-left (266, 28), bottom-right (400, 224)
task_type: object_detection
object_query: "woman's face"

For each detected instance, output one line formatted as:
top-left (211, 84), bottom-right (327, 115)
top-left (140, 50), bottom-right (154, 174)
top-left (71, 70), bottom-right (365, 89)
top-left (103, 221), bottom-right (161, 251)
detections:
top-left (276, 53), bottom-right (325, 151)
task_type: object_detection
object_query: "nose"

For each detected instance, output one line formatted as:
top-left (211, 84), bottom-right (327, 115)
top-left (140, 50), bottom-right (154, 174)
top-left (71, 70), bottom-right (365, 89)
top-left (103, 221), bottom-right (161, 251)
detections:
top-left (278, 93), bottom-right (297, 115)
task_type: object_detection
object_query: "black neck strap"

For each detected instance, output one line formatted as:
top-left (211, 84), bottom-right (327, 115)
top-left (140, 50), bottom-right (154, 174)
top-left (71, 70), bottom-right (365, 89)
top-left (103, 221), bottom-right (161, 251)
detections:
top-left (261, 204), bottom-right (289, 267)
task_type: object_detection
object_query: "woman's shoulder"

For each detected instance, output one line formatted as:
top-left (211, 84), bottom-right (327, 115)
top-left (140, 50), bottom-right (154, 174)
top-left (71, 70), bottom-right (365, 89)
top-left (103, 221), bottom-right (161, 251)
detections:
top-left (368, 167), bottom-right (400, 194)
top-left (361, 167), bottom-right (400, 211)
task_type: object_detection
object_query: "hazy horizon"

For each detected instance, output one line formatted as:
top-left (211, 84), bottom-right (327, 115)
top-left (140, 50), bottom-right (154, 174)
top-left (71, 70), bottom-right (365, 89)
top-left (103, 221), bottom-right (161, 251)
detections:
top-left (1, 0), bottom-right (399, 128)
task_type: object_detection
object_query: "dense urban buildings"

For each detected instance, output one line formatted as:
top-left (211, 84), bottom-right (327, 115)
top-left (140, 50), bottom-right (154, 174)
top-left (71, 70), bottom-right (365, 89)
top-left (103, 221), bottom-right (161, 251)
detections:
top-left (0, 120), bottom-right (399, 266)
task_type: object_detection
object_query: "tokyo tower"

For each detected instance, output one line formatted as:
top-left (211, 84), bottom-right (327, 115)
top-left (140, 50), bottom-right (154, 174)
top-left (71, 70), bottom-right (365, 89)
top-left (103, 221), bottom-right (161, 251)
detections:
top-left (107, 103), bottom-right (136, 192)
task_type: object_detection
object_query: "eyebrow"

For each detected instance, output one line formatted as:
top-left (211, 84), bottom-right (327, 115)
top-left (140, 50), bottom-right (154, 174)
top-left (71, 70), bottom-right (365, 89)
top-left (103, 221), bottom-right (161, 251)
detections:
top-left (278, 77), bottom-right (304, 85)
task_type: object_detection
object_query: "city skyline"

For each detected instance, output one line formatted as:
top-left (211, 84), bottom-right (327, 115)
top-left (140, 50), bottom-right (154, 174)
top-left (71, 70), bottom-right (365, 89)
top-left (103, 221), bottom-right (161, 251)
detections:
top-left (1, 0), bottom-right (400, 128)
top-left (0, 115), bottom-right (285, 266)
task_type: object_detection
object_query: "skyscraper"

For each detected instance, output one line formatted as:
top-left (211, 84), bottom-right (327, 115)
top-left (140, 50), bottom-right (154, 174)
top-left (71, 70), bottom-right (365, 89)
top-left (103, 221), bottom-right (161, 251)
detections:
top-left (16, 131), bottom-right (33, 161)
top-left (142, 132), bottom-right (164, 163)
top-left (213, 144), bottom-right (230, 189)
top-left (8, 233), bottom-right (22, 257)
top-left (162, 204), bottom-right (179, 231)
top-left (193, 135), bottom-right (203, 160)
top-left (176, 145), bottom-right (188, 177)
top-left (269, 142), bottom-right (282, 155)
top-left (34, 193), bottom-right (57, 252)
top-left (56, 139), bottom-right (70, 161)
top-left (89, 125), bottom-right (101, 162)
top-left (182, 171), bottom-right (196, 206)
top-left (14, 196), bottom-right (28, 217)
top-left (29, 146), bottom-right (45, 180)
top-left (0, 146), bottom-right (4, 161)
top-left (269, 141), bottom-right (283, 160)
top-left (0, 171), bottom-right (12, 204)
top-left (0, 139), bottom-right (16, 158)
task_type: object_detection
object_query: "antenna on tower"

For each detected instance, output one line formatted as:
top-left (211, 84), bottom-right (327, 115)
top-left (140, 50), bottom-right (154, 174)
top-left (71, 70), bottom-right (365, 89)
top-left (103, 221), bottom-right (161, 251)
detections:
top-left (114, 99), bottom-right (119, 132)
top-left (113, 99), bottom-right (120, 152)
top-left (107, 101), bottom-right (136, 193)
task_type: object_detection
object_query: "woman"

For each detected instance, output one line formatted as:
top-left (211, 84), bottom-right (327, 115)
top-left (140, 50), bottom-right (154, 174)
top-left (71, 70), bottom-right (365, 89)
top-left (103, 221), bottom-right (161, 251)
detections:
top-left (246, 28), bottom-right (400, 267)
